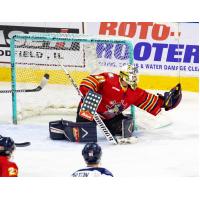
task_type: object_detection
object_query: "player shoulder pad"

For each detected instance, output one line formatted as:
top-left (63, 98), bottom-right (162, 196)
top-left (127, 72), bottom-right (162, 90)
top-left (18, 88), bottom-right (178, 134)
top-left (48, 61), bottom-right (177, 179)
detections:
top-left (93, 75), bottom-right (106, 83)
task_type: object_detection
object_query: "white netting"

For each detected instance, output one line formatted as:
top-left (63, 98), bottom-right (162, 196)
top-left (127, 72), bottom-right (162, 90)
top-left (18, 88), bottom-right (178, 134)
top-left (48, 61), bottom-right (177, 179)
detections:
top-left (12, 33), bottom-right (133, 122)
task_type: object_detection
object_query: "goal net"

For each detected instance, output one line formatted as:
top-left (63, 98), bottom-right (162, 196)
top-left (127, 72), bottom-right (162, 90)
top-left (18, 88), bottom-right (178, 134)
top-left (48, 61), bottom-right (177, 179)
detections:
top-left (10, 33), bottom-right (135, 124)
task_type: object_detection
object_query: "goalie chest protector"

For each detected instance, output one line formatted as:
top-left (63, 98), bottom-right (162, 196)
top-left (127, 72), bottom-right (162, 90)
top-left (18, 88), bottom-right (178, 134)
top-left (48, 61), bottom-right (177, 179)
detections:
top-left (49, 119), bottom-right (97, 142)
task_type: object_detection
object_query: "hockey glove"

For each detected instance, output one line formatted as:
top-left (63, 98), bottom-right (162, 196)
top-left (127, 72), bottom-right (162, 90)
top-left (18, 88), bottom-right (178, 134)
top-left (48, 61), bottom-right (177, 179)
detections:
top-left (158, 83), bottom-right (182, 111)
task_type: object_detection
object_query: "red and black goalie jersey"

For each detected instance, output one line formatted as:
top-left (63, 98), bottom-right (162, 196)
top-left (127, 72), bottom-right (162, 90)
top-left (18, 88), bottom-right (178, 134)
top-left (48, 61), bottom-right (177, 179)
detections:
top-left (79, 72), bottom-right (164, 120)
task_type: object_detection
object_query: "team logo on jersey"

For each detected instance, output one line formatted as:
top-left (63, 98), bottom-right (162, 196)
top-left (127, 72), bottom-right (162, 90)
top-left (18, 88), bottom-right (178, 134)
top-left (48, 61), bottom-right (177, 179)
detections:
top-left (106, 100), bottom-right (127, 114)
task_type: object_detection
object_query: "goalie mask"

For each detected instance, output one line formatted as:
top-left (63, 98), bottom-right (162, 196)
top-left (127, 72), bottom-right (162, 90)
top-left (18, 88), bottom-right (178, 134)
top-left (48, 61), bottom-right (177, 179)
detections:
top-left (119, 65), bottom-right (138, 90)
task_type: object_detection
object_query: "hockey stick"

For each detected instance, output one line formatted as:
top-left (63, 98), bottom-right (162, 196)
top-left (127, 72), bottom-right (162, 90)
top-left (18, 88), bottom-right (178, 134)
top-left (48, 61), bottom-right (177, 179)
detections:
top-left (0, 74), bottom-right (49, 94)
top-left (60, 64), bottom-right (117, 144)
top-left (15, 142), bottom-right (31, 147)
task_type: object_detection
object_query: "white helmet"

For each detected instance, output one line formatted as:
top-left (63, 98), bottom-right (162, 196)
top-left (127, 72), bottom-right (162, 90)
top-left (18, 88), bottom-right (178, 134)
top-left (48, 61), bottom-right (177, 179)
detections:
top-left (119, 65), bottom-right (138, 90)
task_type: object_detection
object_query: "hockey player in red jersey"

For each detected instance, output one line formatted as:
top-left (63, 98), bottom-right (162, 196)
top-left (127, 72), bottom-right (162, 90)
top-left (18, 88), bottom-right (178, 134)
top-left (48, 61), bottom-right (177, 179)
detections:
top-left (0, 135), bottom-right (18, 177)
top-left (76, 65), bottom-right (182, 139)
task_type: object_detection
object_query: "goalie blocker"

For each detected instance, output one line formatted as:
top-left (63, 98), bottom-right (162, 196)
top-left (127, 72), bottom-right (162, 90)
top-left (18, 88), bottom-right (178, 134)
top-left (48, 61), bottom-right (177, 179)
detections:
top-left (49, 119), bottom-right (97, 142)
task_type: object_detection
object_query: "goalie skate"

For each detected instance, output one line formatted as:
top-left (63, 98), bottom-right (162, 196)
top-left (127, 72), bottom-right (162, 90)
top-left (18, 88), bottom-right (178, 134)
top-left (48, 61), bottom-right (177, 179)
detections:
top-left (115, 136), bottom-right (138, 144)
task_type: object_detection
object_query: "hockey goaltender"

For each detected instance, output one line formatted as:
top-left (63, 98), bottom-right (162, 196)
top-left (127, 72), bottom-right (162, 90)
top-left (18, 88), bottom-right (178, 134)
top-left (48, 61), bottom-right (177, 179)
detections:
top-left (49, 65), bottom-right (182, 144)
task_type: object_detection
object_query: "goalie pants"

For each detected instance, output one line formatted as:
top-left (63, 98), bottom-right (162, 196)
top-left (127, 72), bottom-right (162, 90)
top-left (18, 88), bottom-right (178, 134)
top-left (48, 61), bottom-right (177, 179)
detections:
top-left (76, 105), bottom-right (133, 137)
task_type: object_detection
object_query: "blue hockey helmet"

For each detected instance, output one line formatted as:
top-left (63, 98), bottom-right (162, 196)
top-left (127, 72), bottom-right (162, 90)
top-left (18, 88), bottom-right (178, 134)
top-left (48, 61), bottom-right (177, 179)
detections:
top-left (0, 135), bottom-right (15, 156)
top-left (82, 142), bottom-right (102, 164)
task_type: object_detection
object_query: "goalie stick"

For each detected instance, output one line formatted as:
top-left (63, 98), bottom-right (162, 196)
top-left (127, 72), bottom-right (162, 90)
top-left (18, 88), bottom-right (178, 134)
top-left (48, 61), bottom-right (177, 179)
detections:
top-left (60, 64), bottom-right (117, 145)
top-left (0, 74), bottom-right (49, 93)
top-left (15, 142), bottom-right (31, 147)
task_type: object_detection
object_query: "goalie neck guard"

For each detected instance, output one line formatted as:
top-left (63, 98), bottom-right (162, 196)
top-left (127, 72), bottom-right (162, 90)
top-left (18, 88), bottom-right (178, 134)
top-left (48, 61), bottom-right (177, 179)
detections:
top-left (119, 65), bottom-right (138, 90)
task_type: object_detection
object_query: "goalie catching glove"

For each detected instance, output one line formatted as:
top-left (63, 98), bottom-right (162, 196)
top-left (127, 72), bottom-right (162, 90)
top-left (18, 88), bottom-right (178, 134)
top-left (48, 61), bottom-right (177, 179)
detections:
top-left (158, 83), bottom-right (182, 111)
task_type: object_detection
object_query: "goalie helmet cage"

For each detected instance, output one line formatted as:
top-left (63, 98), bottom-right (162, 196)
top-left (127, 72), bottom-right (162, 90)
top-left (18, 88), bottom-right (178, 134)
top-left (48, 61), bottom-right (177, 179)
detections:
top-left (10, 33), bottom-right (135, 125)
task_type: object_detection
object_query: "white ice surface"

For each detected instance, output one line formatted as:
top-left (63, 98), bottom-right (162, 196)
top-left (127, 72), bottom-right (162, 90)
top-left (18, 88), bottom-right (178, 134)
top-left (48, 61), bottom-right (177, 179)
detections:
top-left (0, 87), bottom-right (199, 177)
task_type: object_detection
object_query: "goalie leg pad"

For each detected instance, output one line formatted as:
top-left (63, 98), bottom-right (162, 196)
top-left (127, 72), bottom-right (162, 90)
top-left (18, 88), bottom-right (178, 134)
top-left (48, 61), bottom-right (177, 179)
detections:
top-left (113, 115), bottom-right (137, 144)
top-left (49, 120), bottom-right (66, 140)
top-left (63, 120), bottom-right (97, 142)
top-left (104, 114), bottom-right (124, 137)
top-left (104, 114), bottom-right (134, 137)
top-left (122, 115), bottom-right (134, 138)
top-left (49, 119), bottom-right (97, 142)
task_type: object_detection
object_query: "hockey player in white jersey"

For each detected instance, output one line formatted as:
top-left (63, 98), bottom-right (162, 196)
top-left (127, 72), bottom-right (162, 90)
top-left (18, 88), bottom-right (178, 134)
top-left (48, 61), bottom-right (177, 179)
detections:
top-left (71, 142), bottom-right (113, 177)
